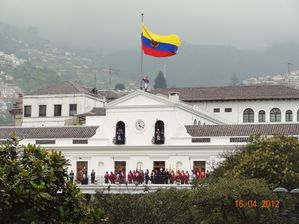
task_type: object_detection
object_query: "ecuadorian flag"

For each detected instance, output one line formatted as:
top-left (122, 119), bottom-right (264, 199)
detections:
top-left (141, 24), bottom-right (181, 57)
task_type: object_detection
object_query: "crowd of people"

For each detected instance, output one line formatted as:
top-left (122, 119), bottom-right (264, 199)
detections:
top-left (70, 168), bottom-right (208, 185)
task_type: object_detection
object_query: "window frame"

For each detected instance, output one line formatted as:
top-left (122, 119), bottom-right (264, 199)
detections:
top-left (270, 108), bottom-right (281, 122)
top-left (39, 105), bottom-right (47, 117)
top-left (69, 104), bottom-right (77, 116)
top-left (224, 108), bottom-right (232, 113)
top-left (285, 110), bottom-right (293, 122)
top-left (54, 104), bottom-right (62, 117)
top-left (24, 105), bottom-right (32, 117)
top-left (258, 110), bottom-right (266, 122)
top-left (243, 108), bottom-right (254, 123)
top-left (213, 108), bottom-right (220, 113)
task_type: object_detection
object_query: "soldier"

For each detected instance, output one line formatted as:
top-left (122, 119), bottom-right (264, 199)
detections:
top-left (165, 169), bottom-right (169, 184)
top-left (181, 170), bottom-right (185, 184)
top-left (142, 75), bottom-right (149, 91)
top-left (150, 170), bottom-right (155, 184)
top-left (185, 171), bottom-right (190, 184)
top-left (91, 169), bottom-right (95, 184)
top-left (109, 171), bottom-right (115, 184)
top-left (104, 171), bottom-right (109, 184)
top-left (145, 169), bottom-right (150, 184)
top-left (69, 170), bottom-right (74, 183)
top-left (128, 170), bottom-right (133, 184)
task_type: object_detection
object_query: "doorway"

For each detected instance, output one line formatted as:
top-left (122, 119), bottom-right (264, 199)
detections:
top-left (153, 161), bottom-right (165, 171)
top-left (114, 161), bottom-right (126, 175)
top-left (76, 161), bottom-right (88, 184)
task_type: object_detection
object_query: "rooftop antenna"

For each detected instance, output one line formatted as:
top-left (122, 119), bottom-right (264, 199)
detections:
top-left (287, 62), bottom-right (293, 74)
top-left (102, 67), bottom-right (119, 91)
top-left (93, 70), bottom-right (98, 90)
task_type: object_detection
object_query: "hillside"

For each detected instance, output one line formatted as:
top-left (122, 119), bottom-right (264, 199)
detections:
top-left (103, 43), bottom-right (299, 87)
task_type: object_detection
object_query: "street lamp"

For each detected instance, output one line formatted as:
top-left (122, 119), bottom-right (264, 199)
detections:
top-left (273, 187), bottom-right (299, 223)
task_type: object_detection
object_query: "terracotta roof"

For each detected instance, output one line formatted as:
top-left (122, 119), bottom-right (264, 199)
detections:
top-left (151, 85), bottom-right (299, 101)
top-left (28, 81), bottom-right (101, 97)
top-left (77, 107), bottom-right (106, 116)
top-left (0, 126), bottom-right (98, 139)
top-left (186, 123), bottom-right (299, 137)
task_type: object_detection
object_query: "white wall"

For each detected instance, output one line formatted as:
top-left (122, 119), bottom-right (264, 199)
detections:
top-left (22, 93), bottom-right (104, 127)
top-left (195, 99), bottom-right (299, 124)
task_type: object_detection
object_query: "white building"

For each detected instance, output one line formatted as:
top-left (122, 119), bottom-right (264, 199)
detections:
top-left (3, 82), bottom-right (299, 182)
top-left (21, 81), bottom-right (105, 127)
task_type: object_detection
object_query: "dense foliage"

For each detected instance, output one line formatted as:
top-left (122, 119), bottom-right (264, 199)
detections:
top-left (92, 178), bottom-right (283, 224)
top-left (91, 135), bottom-right (299, 224)
top-left (211, 134), bottom-right (299, 189)
top-left (0, 135), bottom-right (104, 223)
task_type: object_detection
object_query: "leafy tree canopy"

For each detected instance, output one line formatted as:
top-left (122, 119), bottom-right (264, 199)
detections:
top-left (114, 83), bottom-right (125, 90)
top-left (211, 134), bottom-right (299, 189)
top-left (0, 134), bottom-right (104, 224)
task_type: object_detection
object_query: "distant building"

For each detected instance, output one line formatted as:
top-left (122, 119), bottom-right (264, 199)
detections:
top-left (20, 81), bottom-right (106, 127)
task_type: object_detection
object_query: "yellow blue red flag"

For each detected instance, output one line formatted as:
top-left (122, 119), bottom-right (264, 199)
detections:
top-left (141, 24), bottom-right (181, 57)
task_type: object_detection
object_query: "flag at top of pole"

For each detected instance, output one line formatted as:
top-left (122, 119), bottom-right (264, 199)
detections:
top-left (141, 24), bottom-right (181, 57)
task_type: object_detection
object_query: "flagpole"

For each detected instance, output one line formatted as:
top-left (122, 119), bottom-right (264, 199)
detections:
top-left (140, 13), bottom-right (144, 89)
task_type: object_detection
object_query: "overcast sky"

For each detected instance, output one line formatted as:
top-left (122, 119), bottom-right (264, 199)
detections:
top-left (1, 0), bottom-right (299, 53)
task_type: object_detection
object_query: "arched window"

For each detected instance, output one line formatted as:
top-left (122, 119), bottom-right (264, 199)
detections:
top-left (286, 110), bottom-right (293, 122)
top-left (258, 110), bottom-right (266, 122)
top-left (243, 108), bottom-right (254, 123)
top-left (198, 120), bottom-right (201, 125)
top-left (193, 119), bottom-right (197, 125)
top-left (154, 120), bottom-right (165, 144)
top-left (115, 121), bottom-right (125, 144)
top-left (270, 108), bottom-right (281, 122)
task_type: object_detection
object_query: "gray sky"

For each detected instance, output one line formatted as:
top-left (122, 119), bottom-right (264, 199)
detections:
top-left (1, 0), bottom-right (299, 53)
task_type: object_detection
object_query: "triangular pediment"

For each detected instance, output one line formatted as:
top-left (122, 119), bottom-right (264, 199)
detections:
top-left (106, 90), bottom-right (172, 108)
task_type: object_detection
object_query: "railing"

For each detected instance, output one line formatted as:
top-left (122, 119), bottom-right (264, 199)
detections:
top-left (78, 183), bottom-right (193, 194)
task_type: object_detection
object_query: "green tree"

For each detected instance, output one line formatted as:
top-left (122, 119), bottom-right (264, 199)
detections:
top-left (92, 178), bottom-right (282, 224)
top-left (0, 134), bottom-right (104, 223)
top-left (211, 134), bottom-right (299, 189)
top-left (192, 177), bottom-right (282, 224)
top-left (114, 83), bottom-right (125, 90)
top-left (154, 71), bottom-right (167, 88)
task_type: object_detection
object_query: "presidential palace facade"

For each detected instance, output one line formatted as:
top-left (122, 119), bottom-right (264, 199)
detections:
top-left (3, 81), bottom-right (299, 181)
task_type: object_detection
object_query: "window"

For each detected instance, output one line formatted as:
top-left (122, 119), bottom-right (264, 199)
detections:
top-left (213, 108), bottom-right (220, 113)
top-left (225, 108), bottom-right (232, 112)
top-left (243, 108), bottom-right (254, 123)
top-left (154, 120), bottom-right (165, 144)
top-left (286, 110), bottom-right (293, 122)
top-left (24, 105), bottom-right (31, 117)
top-left (193, 119), bottom-right (197, 125)
top-left (115, 121), bottom-right (125, 144)
top-left (297, 109), bottom-right (299, 121)
top-left (153, 161), bottom-right (165, 171)
top-left (114, 161), bottom-right (126, 175)
top-left (76, 161), bottom-right (88, 184)
top-left (270, 108), bottom-right (281, 122)
top-left (39, 105), bottom-right (46, 117)
top-left (73, 139), bottom-right (88, 144)
top-left (36, 140), bottom-right (55, 144)
top-left (54, 104), bottom-right (62, 117)
top-left (69, 104), bottom-right (77, 116)
top-left (193, 161), bottom-right (206, 173)
top-left (230, 137), bottom-right (250, 143)
top-left (192, 138), bottom-right (211, 143)
top-left (258, 110), bottom-right (266, 122)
